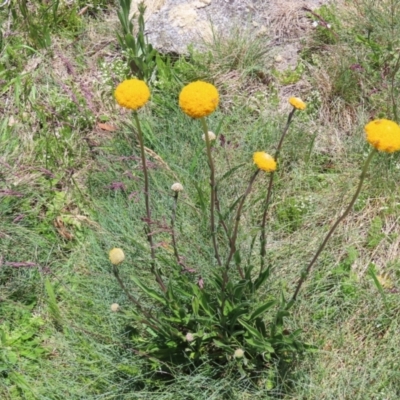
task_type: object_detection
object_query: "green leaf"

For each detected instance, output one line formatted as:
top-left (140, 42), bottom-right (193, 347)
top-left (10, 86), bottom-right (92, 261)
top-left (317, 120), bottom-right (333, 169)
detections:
top-left (192, 296), bottom-right (199, 316)
top-left (45, 278), bottom-right (63, 328)
top-left (254, 266), bottom-right (271, 291)
top-left (239, 319), bottom-right (263, 340)
top-left (217, 163), bottom-right (246, 185)
top-left (245, 337), bottom-right (274, 353)
top-left (213, 339), bottom-right (231, 350)
top-left (130, 274), bottom-right (167, 306)
top-left (6, 350), bottom-right (18, 365)
top-left (198, 293), bottom-right (214, 318)
top-left (234, 250), bottom-right (241, 265)
top-left (8, 372), bottom-right (33, 393)
top-left (250, 300), bottom-right (276, 321)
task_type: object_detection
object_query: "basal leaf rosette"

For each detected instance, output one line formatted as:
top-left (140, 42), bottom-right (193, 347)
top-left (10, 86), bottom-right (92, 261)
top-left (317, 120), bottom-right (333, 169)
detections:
top-left (179, 81), bottom-right (219, 118)
top-left (289, 97), bottom-right (306, 110)
top-left (253, 152), bottom-right (277, 172)
top-left (365, 119), bottom-right (400, 153)
top-left (115, 79), bottom-right (150, 110)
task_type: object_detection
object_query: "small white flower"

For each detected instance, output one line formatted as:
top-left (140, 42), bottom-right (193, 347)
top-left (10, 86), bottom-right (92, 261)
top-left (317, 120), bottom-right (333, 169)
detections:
top-left (326, 24), bottom-right (331, 29)
top-left (110, 303), bottom-right (120, 312)
top-left (202, 131), bottom-right (216, 142)
top-left (312, 21), bottom-right (319, 28)
top-left (171, 182), bottom-right (184, 192)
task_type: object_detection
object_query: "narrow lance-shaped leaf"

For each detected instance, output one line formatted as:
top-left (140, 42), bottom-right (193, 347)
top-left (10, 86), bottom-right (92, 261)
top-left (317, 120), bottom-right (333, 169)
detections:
top-left (249, 300), bottom-right (276, 321)
top-left (130, 274), bottom-right (167, 306)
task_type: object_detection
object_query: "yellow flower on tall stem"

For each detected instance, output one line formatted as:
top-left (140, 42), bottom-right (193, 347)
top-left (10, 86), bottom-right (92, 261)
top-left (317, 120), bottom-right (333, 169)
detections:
top-left (114, 79), bottom-right (165, 292)
top-left (179, 81), bottom-right (221, 265)
top-left (291, 118), bottom-right (400, 303)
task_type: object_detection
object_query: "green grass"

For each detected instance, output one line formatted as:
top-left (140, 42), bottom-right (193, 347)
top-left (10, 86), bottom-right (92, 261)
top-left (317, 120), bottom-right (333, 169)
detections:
top-left (2, 0), bottom-right (400, 398)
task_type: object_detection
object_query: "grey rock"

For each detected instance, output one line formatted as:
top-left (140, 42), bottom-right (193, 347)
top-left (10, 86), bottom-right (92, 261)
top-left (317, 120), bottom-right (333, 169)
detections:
top-left (129, 0), bottom-right (332, 55)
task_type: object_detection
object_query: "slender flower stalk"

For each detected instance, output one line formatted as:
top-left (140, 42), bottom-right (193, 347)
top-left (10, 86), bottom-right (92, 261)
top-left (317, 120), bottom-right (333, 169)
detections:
top-left (201, 117), bottom-right (222, 266)
top-left (226, 170), bottom-right (260, 277)
top-left (260, 107), bottom-right (296, 272)
top-left (170, 189), bottom-right (181, 266)
top-left (133, 112), bottom-right (166, 292)
top-left (290, 149), bottom-right (377, 303)
top-left (112, 265), bottom-right (160, 331)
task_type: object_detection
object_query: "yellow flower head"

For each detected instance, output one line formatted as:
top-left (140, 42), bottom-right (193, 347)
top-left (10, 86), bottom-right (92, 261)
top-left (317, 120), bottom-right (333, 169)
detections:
top-left (109, 248), bottom-right (125, 265)
top-left (253, 152), bottom-right (277, 172)
top-left (179, 81), bottom-right (219, 118)
top-left (114, 79), bottom-right (150, 110)
top-left (365, 119), bottom-right (400, 153)
top-left (289, 97), bottom-right (306, 110)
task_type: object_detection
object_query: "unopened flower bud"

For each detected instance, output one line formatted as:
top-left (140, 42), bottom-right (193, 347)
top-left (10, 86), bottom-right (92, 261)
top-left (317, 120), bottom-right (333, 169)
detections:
top-left (109, 248), bottom-right (125, 265)
top-left (171, 182), bottom-right (184, 192)
top-left (202, 131), bottom-right (216, 142)
top-left (234, 348), bottom-right (244, 358)
top-left (185, 332), bottom-right (194, 342)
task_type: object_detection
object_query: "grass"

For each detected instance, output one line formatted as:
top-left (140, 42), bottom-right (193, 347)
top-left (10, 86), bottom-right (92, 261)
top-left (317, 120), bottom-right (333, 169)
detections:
top-left (2, 0), bottom-right (400, 399)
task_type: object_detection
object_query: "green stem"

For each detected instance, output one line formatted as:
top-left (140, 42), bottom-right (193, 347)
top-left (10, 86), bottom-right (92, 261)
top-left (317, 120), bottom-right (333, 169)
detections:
top-left (201, 117), bottom-right (222, 266)
top-left (170, 192), bottom-right (181, 266)
top-left (133, 112), bottom-right (166, 292)
top-left (260, 108), bottom-right (296, 272)
top-left (290, 149), bottom-right (377, 303)
top-left (225, 170), bottom-right (260, 276)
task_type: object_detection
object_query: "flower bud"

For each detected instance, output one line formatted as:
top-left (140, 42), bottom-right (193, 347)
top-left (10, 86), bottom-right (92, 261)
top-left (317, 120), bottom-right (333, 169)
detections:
top-left (202, 131), bottom-right (216, 142)
top-left (185, 332), bottom-right (194, 342)
top-left (171, 182), bottom-right (184, 192)
top-left (109, 248), bottom-right (125, 265)
top-left (234, 348), bottom-right (244, 358)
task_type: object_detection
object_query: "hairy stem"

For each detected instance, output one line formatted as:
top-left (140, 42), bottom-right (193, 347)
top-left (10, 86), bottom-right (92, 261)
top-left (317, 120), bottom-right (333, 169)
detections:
top-left (201, 117), bottom-right (222, 266)
top-left (170, 191), bottom-right (181, 266)
top-left (260, 108), bottom-right (296, 272)
top-left (133, 112), bottom-right (166, 292)
top-left (112, 265), bottom-right (160, 331)
top-left (226, 170), bottom-right (260, 276)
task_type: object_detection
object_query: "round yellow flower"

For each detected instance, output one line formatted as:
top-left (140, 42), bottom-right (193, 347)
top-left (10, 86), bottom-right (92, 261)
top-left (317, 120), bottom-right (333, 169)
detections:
top-left (253, 152), bottom-right (277, 172)
top-left (365, 119), bottom-right (400, 153)
top-left (109, 248), bottom-right (125, 265)
top-left (114, 79), bottom-right (150, 110)
top-left (289, 97), bottom-right (306, 110)
top-left (179, 81), bottom-right (219, 118)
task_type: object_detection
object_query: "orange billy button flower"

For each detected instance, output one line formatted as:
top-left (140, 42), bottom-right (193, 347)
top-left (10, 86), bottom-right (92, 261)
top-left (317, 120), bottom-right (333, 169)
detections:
top-left (253, 152), bottom-right (277, 172)
top-left (179, 81), bottom-right (219, 118)
top-left (289, 97), bottom-right (306, 110)
top-left (365, 119), bottom-right (400, 153)
top-left (114, 79), bottom-right (150, 110)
